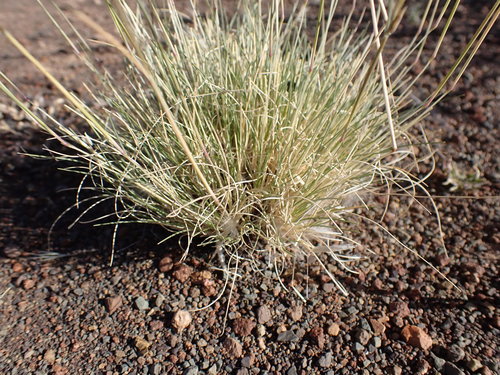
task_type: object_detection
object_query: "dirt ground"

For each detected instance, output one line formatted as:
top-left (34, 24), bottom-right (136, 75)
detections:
top-left (0, 1), bottom-right (499, 374)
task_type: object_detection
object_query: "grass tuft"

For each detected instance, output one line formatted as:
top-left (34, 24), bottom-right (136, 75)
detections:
top-left (1, 0), bottom-right (499, 298)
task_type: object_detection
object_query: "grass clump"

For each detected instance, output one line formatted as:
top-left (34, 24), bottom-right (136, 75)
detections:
top-left (1, 0), bottom-right (499, 297)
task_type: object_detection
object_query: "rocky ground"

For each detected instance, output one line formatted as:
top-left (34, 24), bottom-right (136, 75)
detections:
top-left (0, 1), bottom-right (499, 374)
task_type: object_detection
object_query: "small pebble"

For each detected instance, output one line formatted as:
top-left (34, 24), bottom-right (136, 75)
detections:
top-left (346, 306), bottom-right (359, 315)
top-left (172, 265), bottom-right (193, 283)
top-left (443, 362), bottom-right (465, 375)
top-left (318, 352), bottom-right (332, 368)
top-left (150, 363), bottom-right (161, 375)
top-left (155, 294), bottom-right (165, 307)
top-left (172, 310), bottom-right (192, 332)
top-left (44, 349), bottom-right (56, 364)
top-left (308, 326), bottom-right (325, 349)
top-left (223, 337), bottom-right (243, 358)
top-left (389, 301), bottom-right (410, 319)
top-left (322, 283), bottom-right (335, 293)
top-left (257, 305), bottom-right (272, 324)
top-left (354, 343), bottom-right (364, 354)
top-left (158, 256), bottom-right (174, 272)
top-left (232, 318), bottom-right (256, 336)
top-left (370, 318), bottom-right (387, 335)
top-left (431, 353), bottom-right (446, 371)
top-left (134, 336), bottom-right (151, 354)
top-left (183, 366), bottom-right (198, 375)
top-left (327, 323), bottom-right (340, 336)
top-left (11, 262), bottom-right (23, 272)
top-left (104, 296), bottom-right (122, 314)
top-left (241, 354), bottom-right (255, 367)
top-left (355, 329), bottom-right (372, 346)
top-left (149, 320), bottom-right (164, 331)
top-left (277, 330), bottom-right (299, 342)
top-left (256, 324), bottom-right (266, 337)
top-left (290, 305), bottom-right (303, 321)
top-left (416, 359), bottom-right (431, 375)
top-left (135, 296), bottom-right (149, 311)
top-left (444, 345), bottom-right (465, 363)
top-left (466, 358), bottom-right (482, 372)
top-left (257, 337), bottom-right (266, 350)
top-left (22, 279), bottom-right (35, 290)
top-left (401, 325), bottom-right (432, 350)
top-left (111, 275), bottom-right (121, 285)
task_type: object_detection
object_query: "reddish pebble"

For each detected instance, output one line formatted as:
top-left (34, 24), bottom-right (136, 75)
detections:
top-left (389, 301), bottom-right (410, 319)
top-left (401, 325), bottom-right (433, 350)
top-left (49, 295), bottom-right (58, 303)
top-left (308, 326), bottom-right (325, 349)
top-left (435, 254), bottom-right (450, 267)
top-left (44, 349), bottom-right (56, 363)
top-left (177, 351), bottom-right (186, 362)
top-left (22, 279), bottom-right (35, 290)
top-left (370, 318), bottom-right (386, 336)
top-left (372, 279), bottom-right (384, 290)
top-left (232, 318), bottom-right (256, 336)
top-left (172, 265), bottom-right (193, 283)
top-left (201, 279), bottom-right (217, 297)
top-left (492, 315), bottom-right (500, 329)
top-left (290, 305), bottom-right (303, 322)
top-left (53, 365), bottom-right (69, 375)
top-left (11, 262), bottom-right (23, 272)
top-left (357, 271), bottom-right (366, 282)
top-left (158, 256), bottom-right (174, 272)
top-left (104, 296), bottom-right (122, 314)
top-left (149, 320), bottom-right (164, 331)
top-left (223, 337), bottom-right (243, 358)
top-left (257, 305), bottom-right (272, 324)
top-left (327, 323), bottom-right (340, 336)
top-left (192, 270), bottom-right (212, 282)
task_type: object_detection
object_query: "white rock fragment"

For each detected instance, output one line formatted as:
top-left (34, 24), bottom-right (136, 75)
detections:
top-left (171, 310), bottom-right (192, 332)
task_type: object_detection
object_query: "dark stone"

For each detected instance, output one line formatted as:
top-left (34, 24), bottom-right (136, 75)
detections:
top-left (277, 331), bottom-right (299, 342)
top-left (443, 362), bottom-right (465, 375)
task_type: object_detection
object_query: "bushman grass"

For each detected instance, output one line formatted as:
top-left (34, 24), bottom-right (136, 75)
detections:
top-left (0, 0), bottom-right (498, 299)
